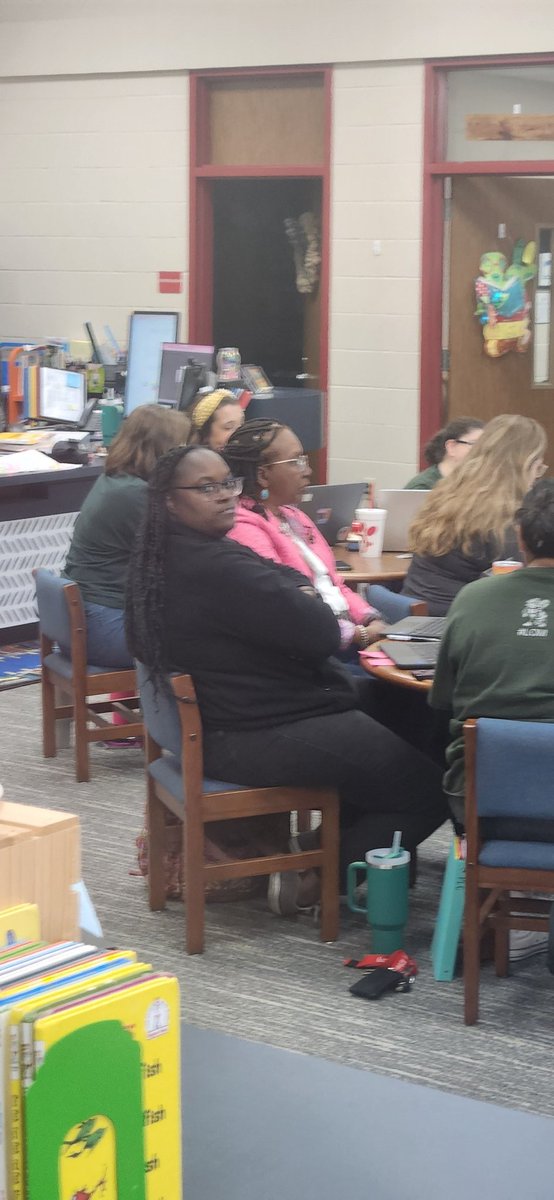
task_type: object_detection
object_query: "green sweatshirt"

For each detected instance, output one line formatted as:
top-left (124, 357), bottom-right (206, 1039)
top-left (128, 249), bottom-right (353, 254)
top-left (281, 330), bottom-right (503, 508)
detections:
top-left (404, 464), bottom-right (442, 490)
top-left (64, 473), bottom-right (147, 609)
top-left (430, 566), bottom-right (554, 799)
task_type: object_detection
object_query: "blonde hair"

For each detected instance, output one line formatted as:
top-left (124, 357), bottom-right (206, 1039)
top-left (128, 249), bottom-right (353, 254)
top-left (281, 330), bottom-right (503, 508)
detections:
top-left (105, 405), bottom-right (190, 481)
top-left (410, 414), bottom-right (547, 557)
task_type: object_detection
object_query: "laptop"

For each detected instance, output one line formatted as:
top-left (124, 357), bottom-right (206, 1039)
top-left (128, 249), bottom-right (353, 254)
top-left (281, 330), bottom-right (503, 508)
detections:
top-left (299, 482), bottom-right (365, 546)
top-left (377, 489), bottom-right (429, 552)
top-left (385, 615), bottom-right (447, 641)
top-left (383, 639), bottom-right (441, 670)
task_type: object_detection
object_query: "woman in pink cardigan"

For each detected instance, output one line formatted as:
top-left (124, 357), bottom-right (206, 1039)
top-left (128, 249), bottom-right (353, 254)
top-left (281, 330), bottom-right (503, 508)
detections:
top-left (224, 419), bottom-right (385, 653)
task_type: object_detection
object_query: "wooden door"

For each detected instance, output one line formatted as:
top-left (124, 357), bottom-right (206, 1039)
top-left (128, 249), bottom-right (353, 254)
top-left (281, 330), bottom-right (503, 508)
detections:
top-left (448, 176), bottom-right (554, 454)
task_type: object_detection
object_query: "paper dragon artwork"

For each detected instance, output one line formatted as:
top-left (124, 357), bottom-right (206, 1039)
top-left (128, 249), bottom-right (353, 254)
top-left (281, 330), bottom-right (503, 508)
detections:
top-left (474, 239), bottom-right (537, 357)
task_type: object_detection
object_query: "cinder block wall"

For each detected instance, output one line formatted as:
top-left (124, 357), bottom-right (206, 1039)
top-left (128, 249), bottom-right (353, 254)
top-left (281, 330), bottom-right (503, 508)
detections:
top-left (0, 73), bottom-right (189, 346)
top-left (328, 63), bottom-right (423, 487)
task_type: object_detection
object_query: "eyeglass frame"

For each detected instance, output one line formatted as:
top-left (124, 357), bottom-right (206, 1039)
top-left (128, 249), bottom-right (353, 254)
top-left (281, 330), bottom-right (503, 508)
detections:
top-left (454, 438), bottom-right (480, 447)
top-left (266, 455), bottom-right (309, 470)
top-left (170, 477), bottom-right (244, 497)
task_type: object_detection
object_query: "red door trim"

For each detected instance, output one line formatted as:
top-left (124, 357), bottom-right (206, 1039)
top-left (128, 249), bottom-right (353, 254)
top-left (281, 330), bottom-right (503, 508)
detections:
top-left (189, 65), bottom-right (332, 478)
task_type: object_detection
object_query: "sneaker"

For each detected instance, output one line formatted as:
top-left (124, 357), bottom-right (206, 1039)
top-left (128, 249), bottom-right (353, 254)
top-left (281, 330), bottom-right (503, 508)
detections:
top-left (509, 929), bottom-right (549, 962)
top-left (289, 827), bottom-right (321, 855)
top-left (267, 869), bottom-right (321, 916)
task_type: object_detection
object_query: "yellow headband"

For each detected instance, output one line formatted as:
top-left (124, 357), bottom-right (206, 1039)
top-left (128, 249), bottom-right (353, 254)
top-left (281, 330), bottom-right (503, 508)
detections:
top-left (192, 389), bottom-right (237, 430)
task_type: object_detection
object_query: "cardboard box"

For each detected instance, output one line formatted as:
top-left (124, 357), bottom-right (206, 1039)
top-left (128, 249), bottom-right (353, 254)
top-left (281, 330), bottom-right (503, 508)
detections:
top-left (0, 801), bottom-right (80, 941)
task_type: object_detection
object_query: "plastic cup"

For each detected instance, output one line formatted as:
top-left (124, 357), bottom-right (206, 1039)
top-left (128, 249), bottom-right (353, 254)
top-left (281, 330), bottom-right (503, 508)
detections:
top-left (347, 847), bottom-right (410, 953)
top-left (355, 508), bottom-right (387, 558)
top-left (491, 560), bottom-right (522, 575)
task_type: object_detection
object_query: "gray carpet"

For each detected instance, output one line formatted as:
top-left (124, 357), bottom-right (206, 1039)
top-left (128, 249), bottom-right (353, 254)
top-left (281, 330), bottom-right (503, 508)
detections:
top-left (1, 685), bottom-right (554, 1118)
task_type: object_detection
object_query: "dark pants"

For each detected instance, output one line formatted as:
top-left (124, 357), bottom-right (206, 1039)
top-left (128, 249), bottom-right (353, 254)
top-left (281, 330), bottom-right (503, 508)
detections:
top-left (204, 706), bottom-right (448, 886)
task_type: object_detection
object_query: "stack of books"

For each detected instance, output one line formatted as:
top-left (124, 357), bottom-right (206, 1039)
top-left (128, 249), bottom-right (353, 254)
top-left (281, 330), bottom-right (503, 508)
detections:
top-left (0, 925), bottom-right (181, 1200)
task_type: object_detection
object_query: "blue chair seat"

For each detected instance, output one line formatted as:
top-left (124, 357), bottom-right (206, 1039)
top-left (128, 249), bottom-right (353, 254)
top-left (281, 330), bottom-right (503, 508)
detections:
top-left (148, 754), bottom-right (245, 808)
top-left (479, 840), bottom-right (554, 871)
top-left (43, 651), bottom-right (112, 680)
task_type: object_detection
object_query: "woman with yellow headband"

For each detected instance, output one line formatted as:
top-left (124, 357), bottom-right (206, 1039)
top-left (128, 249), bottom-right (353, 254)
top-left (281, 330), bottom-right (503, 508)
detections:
top-left (187, 388), bottom-right (245, 452)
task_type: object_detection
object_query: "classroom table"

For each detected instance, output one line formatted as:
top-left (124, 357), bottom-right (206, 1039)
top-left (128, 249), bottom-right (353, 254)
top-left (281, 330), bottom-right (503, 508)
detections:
top-left (334, 548), bottom-right (411, 585)
top-left (360, 641), bottom-right (434, 692)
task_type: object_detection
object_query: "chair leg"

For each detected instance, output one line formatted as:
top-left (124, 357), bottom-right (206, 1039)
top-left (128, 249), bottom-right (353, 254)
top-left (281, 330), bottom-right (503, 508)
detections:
top-left (319, 797), bottom-right (339, 943)
top-left (147, 784), bottom-right (167, 913)
top-left (464, 873), bottom-right (481, 1025)
top-left (41, 670), bottom-right (57, 759)
top-left (185, 808), bottom-right (205, 955)
top-left (495, 892), bottom-right (509, 977)
top-left (73, 693), bottom-right (90, 783)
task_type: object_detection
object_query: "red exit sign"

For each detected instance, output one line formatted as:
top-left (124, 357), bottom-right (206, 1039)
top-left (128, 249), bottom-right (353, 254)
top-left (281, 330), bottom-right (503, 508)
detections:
top-left (158, 270), bottom-right (183, 294)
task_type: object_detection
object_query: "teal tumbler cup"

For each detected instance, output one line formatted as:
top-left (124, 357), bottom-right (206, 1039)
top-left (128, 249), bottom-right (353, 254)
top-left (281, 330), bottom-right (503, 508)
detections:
top-left (101, 400), bottom-right (124, 446)
top-left (347, 848), bottom-right (411, 953)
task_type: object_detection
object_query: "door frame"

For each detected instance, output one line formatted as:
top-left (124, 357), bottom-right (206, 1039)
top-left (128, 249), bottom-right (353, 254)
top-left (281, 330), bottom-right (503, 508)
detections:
top-left (421, 53), bottom-right (554, 465)
top-left (189, 65), bottom-right (332, 477)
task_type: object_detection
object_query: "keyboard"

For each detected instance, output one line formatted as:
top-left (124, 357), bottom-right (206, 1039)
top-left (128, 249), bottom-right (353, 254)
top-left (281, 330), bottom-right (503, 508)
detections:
top-left (385, 615), bottom-right (447, 641)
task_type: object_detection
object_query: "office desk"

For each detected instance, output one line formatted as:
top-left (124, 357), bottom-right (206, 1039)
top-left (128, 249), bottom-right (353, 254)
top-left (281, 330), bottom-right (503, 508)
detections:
top-left (0, 463), bottom-right (102, 642)
top-left (334, 549), bottom-right (411, 586)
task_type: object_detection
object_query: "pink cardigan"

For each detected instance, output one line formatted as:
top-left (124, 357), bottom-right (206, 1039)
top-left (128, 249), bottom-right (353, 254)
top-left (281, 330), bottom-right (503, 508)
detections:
top-left (228, 501), bottom-right (372, 624)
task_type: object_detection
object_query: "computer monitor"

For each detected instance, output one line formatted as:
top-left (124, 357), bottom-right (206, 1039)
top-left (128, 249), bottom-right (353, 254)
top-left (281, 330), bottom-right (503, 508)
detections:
top-left (124, 311), bottom-right (180, 415)
top-left (39, 367), bottom-right (87, 426)
top-left (158, 343), bottom-right (215, 406)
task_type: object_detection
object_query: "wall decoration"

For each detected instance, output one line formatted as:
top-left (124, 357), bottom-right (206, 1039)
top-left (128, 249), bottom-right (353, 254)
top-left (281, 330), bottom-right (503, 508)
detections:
top-left (474, 240), bottom-right (537, 357)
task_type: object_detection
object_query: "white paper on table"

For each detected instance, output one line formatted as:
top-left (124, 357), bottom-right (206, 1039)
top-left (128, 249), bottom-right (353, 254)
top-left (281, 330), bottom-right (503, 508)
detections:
top-left (0, 449), bottom-right (62, 474)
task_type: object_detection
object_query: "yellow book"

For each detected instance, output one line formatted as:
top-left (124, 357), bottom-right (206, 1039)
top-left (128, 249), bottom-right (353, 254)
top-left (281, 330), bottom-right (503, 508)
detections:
top-left (2, 951), bottom-right (142, 1200)
top-left (0, 906), bottom-right (40, 952)
top-left (25, 974), bottom-right (181, 1200)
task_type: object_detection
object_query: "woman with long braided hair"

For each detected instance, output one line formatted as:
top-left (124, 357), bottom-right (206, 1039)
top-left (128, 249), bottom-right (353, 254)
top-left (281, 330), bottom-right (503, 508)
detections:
top-left (126, 443), bottom-right (447, 915)
top-left (224, 419), bottom-right (385, 654)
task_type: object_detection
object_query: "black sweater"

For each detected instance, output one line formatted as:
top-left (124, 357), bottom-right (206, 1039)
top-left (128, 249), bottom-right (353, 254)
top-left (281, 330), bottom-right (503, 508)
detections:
top-left (163, 525), bottom-right (358, 731)
top-left (402, 529), bottom-right (521, 616)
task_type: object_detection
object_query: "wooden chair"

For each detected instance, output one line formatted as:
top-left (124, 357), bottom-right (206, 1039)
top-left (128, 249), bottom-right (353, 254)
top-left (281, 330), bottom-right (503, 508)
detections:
top-left (464, 717), bottom-right (554, 1025)
top-left (366, 584), bottom-right (428, 622)
top-left (35, 568), bottom-right (142, 783)
top-left (138, 666), bottom-right (340, 954)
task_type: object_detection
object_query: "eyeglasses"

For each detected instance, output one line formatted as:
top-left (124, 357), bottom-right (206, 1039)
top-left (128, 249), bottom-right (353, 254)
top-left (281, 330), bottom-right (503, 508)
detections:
top-left (267, 455), bottom-right (309, 470)
top-left (455, 439), bottom-right (480, 447)
top-left (171, 477), bottom-right (244, 497)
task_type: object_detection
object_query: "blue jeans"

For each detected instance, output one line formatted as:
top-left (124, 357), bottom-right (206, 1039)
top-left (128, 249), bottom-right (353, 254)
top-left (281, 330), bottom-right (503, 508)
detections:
top-left (83, 602), bottom-right (134, 668)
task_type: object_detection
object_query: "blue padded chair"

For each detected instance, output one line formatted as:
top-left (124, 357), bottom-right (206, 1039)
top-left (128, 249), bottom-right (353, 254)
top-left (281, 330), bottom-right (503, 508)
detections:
top-left (464, 717), bottom-right (554, 1024)
top-left (138, 665), bottom-right (340, 954)
top-left (366, 584), bottom-right (427, 623)
top-left (35, 568), bottom-right (142, 783)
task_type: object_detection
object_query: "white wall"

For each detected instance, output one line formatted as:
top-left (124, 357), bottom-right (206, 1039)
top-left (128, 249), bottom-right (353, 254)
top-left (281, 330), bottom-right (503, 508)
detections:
top-left (2, 0), bottom-right (554, 76)
top-left (328, 63), bottom-right (423, 486)
top-left (0, 73), bottom-right (189, 347)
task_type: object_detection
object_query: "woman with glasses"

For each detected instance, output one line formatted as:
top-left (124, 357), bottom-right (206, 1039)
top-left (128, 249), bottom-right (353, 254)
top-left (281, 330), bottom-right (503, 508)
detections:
top-left (404, 417), bottom-right (484, 490)
top-left (223, 420), bottom-right (385, 653)
top-left (403, 414), bottom-right (548, 615)
top-left (125, 444), bottom-right (447, 916)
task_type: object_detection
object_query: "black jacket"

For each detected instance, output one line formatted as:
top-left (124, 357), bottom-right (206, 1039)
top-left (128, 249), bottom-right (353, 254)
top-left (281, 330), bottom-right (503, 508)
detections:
top-left (163, 525), bottom-right (357, 731)
top-left (402, 529), bottom-right (521, 616)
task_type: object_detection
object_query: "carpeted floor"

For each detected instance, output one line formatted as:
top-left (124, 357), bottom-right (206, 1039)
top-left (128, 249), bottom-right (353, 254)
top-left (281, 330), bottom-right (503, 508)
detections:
top-left (1, 685), bottom-right (554, 1118)
top-left (0, 642), bottom-right (41, 691)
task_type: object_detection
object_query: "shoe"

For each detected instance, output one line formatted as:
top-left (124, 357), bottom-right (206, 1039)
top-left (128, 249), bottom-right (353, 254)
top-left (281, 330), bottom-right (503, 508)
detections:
top-left (509, 930), bottom-right (549, 962)
top-left (101, 736), bottom-right (144, 749)
top-left (289, 827), bottom-right (321, 855)
top-left (267, 868), bottom-right (321, 916)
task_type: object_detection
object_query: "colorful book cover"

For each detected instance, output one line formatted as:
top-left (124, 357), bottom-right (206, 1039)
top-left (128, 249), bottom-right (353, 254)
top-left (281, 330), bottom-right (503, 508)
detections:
top-left (2, 953), bottom-right (144, 1200)
top-left (27, 1022), bottom-right (146, 1200)
top-left (0, 907), bottom-right (40, 952)
top-left (26, 974), bottom-right (181, 1200)
top-left (431, 836), bottom-right (466, 982)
